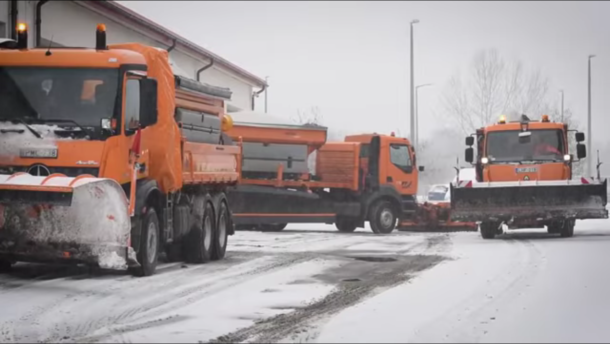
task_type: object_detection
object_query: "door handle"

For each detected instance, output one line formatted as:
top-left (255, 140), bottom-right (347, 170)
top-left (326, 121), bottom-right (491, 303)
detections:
top-left (387, 176), bottom-right (393, 182)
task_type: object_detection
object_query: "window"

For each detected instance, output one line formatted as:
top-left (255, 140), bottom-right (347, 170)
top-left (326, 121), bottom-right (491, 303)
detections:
top-left (0, 22), bottom-right (6, 39)
top-left (124, 79), bottom-right (140, 131)
top-left (486, 129), bottom-right (565, 163)
top-left (389, 144), bottom-right (412, 171)
top-left (0, 67), bottom-right (119, 127)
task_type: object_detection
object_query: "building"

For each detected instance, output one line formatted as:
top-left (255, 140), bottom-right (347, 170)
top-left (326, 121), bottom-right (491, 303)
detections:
top-left (0, 0), bottom-right (267, 112)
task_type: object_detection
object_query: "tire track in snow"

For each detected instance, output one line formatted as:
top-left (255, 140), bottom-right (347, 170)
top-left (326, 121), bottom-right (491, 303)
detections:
top-left (208, 236), bottom-right (450, 344)
top-left (407, 235), bottom-right (546, 343)
top-left (38, 253), bottom-right (316, 343)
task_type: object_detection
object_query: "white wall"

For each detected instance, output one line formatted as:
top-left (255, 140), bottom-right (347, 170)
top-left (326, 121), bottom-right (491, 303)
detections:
top-left (0, 1), bottom-right (8, 38)
top-left (15, 0), bottom-right (254, 110)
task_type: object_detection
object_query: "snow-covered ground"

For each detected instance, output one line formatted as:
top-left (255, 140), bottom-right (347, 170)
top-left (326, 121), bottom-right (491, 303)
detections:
top-left (1, 218), bottom-right (610, 343)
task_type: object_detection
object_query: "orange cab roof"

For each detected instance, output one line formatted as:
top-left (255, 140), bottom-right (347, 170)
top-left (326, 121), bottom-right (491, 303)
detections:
top-left (0, 48), bottom-right (147, 67)
top-left (485, 121), bottom-right (565, 132)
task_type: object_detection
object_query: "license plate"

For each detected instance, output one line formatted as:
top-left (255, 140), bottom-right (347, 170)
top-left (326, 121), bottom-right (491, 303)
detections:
top-left (515, 167), bottom-right (537, 173)
top-left (20, 148), bottom-right (58, 159)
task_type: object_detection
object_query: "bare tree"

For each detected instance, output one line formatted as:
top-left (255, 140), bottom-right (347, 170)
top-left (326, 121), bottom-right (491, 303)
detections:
top-left (442, 48), bottom-right (550, 134)
top-left (294, 106), bottom-right (324, 127)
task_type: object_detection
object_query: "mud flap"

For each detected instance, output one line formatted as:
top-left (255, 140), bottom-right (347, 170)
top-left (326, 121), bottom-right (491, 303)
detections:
top-left (450, 179), bottom-right (608, 222)
top-left (0, 173), bottom-right (132, 270)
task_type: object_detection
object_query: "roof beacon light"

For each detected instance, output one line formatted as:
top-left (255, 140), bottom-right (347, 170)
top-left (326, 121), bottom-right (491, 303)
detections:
top-left (16, 23), bottom-right (28, 49)
top-left (498, 115), bottom-right (506, 124)
top-left (541, 114), bottom-right (550, 122)
top-left (96, 23), bottom-right (107, 50)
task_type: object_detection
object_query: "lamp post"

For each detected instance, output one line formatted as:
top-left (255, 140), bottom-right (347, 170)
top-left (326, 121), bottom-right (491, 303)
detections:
top-left (409, 19), bottom-right (419, 143)
top-left (559, 89), bottom-right (564, 122)
top-left (587, 54), bottom-right (595, 177)
top-left (415, 83), bottom-right (433, 146)
top-left (264, 76), bottom-right (269, 113)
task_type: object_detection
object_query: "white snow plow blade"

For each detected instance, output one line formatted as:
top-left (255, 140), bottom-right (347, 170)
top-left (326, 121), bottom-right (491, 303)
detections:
top-left (450, 178), bottom-right (608, 223)
top-left (0, 173), bottom-right (135, 269)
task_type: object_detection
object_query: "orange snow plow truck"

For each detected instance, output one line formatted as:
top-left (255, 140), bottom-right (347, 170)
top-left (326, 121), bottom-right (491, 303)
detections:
top-left (0, 24), bottom-right (239, 276)
top-left (451, 114), bottom-right (608, 239)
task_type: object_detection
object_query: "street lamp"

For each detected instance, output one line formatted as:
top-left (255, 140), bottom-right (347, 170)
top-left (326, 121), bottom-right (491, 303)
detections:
top-left (409, 19), bottom-right (419, 143)
top-left (415, 83), bottom-right (433, 146)
top-left (264, 76), bottom-right (269, 113)
top-left (559, 89), bottom-right (564, 122)
top-left (587, 54), bottom-right (595, 177)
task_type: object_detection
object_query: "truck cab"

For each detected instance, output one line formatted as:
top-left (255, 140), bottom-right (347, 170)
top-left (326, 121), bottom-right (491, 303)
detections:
top-left (465, 114), bottom-right (586, 182)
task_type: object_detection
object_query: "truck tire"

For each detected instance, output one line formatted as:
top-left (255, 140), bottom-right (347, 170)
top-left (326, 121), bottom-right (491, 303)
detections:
top-left (559, 219), bottom-right (575, 238)
top-left (186, 198), bottom-right (214, 264)
top-left (480, 221), bottom-right (497, 239)
top-left (259, 223), bottom-right (287, 232)
top-left (369, 200), bottom-right (397, 234)
top-left (211, 200), bottom-right (229, 261)
top-left (0, 260), bottom-right (12, 273)
top-left (335, 218), bottom-right (358, 233)
top-left (130, 207), bottom-right (160, 277)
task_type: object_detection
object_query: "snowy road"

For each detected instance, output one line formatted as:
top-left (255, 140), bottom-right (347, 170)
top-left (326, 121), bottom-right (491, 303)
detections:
top-left (1, 219), bottom-right (609, 343)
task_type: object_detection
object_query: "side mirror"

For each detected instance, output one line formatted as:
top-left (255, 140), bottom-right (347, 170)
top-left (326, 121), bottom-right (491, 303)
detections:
top-left (575, 132), bottom-right (585, 143)
top-left (419, 166), bottom-right (425, 172)
top-left (577, 143), bottom-right (586, 159)
top-left (465, 136), bottom-right (474, 146)
top-left (465, 147), bottom-right (474, 163)
top-left (139, 78), bottom-right (158, 128)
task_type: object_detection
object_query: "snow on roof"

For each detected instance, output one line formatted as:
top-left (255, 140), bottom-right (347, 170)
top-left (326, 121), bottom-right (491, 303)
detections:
top-left (230, 111), bottom-right (328, 131)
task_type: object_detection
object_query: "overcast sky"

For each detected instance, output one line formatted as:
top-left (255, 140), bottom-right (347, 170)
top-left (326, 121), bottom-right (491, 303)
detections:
top-left (120, 1), bottom-right (610, 149)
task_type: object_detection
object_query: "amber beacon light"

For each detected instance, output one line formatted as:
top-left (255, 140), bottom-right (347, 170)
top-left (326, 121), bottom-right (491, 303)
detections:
top-left (95, 23), bottom-right (107, 50)
top-left (16, 23), bottom-right (28, 49)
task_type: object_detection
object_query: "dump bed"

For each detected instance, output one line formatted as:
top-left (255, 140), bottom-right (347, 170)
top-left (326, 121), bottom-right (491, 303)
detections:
top-left (109, 43), bottom-right (240, 191)
top-left (226, 111), bottom-right (328, 178)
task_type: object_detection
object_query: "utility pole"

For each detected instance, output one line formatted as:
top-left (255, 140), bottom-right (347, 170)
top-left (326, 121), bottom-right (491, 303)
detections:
top-left (559, 89), bottom-right (564, 122)
top-left (264, 76), bottom-right (269, 113)
top-left (587, 55), bottom-right (595, 177)
top-left (409, 19), bottom-right (419, 143)
top-left (415, 83), bottom-right (432, 147)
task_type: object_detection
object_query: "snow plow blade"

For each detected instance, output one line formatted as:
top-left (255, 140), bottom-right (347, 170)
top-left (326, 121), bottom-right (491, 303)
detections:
top-left (0, 173), bottom-right (136, 270)
top-left (450, 178), bottom-right (608, 223)
top-left (398, 202), bottom-right (478, 232)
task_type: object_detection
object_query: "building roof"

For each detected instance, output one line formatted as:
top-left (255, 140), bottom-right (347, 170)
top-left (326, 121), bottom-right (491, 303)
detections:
top-left (77, 0), bottom-right (267, 88)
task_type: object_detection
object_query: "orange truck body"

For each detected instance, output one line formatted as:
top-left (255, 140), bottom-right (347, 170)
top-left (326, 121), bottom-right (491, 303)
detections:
top-left (451, 114), bottom-right (607, 238)
top-left (0, 25), bottom-right (238, 275)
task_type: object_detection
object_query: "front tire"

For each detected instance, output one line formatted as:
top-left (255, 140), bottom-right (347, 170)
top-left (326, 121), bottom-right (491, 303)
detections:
top-left (369, 201), bottom-right (397, 234)
top-left (335, 217), bottom-right (358, 233)
top-left (480, 221), bottom-right (498, 239)
top-left (0, 260), bottom-right (13, 273)
top-left (131, 207), bottom-right (160, 277)
top-left (559, 219), bottom-right (575, 238)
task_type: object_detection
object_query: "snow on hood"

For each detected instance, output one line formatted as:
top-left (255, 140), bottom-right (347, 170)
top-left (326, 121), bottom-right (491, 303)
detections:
top-left (0, 122), bottom-right (69, 161)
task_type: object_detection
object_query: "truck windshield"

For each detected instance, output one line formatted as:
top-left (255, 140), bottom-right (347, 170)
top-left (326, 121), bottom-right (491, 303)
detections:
top-left (486, 129), bottom-right (565, 163)
top-left (0, 67), bottom-right (118, 129)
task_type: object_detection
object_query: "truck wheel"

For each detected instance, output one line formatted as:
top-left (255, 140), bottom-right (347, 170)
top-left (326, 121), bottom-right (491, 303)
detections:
top-left (260, 223), bottom-right (287, 232)
top-left (560, 220), bottom-right (575, 238)
top-left (0, 260), bottom-right (12, 273)
top-left (211, 200), bottom-right (229, 261)
top-left (186, 200), bottom-right (214, 264)
top-left (369, 201), bottom-right (397, 234)
top-left (131, 207), bottom-right (160, 277)
top-left (480, 221), bottom-right (497, 239)
top-left (335, 218), bottom-right (358, 233)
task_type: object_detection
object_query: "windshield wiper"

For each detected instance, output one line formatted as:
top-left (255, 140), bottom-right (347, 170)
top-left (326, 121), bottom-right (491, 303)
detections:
top-left (0, 117), bottom-right (42, 139)
top-left (34, 119), bottom-right (91, 137)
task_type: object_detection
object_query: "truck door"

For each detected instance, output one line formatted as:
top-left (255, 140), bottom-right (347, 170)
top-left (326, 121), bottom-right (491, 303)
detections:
top-left (384, 141), bottom-right (417, 196)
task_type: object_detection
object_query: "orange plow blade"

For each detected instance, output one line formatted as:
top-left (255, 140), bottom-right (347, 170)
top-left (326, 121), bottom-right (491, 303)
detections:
top-left (0, 173), bottom-right (136, 270)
